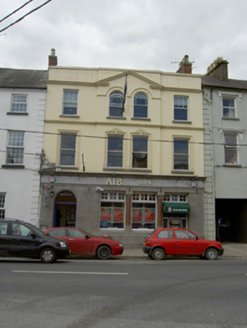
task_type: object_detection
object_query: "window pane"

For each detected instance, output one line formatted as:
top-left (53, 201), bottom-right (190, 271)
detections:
top-left (134, 93), bottom-right (148, 118)
top-left (223, 97), bottom-right (235, 118)
top-left (174, 139), bottom-right (188, 170)
top-left (8, 132), bottom-right (24, 147)
top-left (174, 109), bottom-right (187, 120)
top-left (7, 132), bottom-right (24, 164)
top-left (49, 229), bottom-right (66, 237)
top-left (224, 133), bottom-right (238, 164)
top-left (69, 229), bottom-right (86, 237)
top-left (109, 93), bottom-right (123, 117)
top-left (61, 134), bottom-right (76, 149)
top-left (157, 230), bottom-right (173, 239)
top-left (132, 136), bottom-right (148, 168)
top-left (133, 137), bottom-right (147, 151)
top-left (174, 96), bottom-right (188, 121)
top-left (12, 95), bottom-right (27, 112)
top-left (132, 153), bottom-right (147, 168)
top-left (0, 223), bottom-right (7, 234)
top-left (225, 149), bottom-right (237, 164)
top-left (7, 148), bottom-right (24, 164)
top-left (107, 135), bottom-right (123, 167)
top-left (132, 202), bottom-right (155, 229)
top-left (0, 194), bottom-right (5, 208)
top-left (225, 134), bottom-right (236, 146)
top-left (100, 193), bottom-right (125, 229)
top-left (60, 134), bottom-right (76, 166)
top-left (108, 136), bottom-right (123, 151)
top-left (63, 91), bottom-right (78, 115)
top-left (174, 139), bottom-right (188, 153)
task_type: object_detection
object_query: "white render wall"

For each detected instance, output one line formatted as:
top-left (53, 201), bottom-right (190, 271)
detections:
top-left (0, 88), bottom-right (46, 225)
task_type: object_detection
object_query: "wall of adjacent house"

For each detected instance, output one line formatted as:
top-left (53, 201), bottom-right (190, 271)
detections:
top-left (202, 88), bottom-right (216, 240)
top-left (0, 88), bottom-right (46, 224)
top-left (211, 90), bottom-right (247, 199)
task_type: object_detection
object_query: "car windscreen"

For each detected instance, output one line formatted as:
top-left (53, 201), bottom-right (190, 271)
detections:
top-left (24, 223), bottom-right (47, 236)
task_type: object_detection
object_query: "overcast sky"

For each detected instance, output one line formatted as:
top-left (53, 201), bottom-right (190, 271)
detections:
top-left (0, 0), bottom-right (247, 79)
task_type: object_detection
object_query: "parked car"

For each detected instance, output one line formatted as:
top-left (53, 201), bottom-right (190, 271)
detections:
top-left (44, 227), bottom-right (124, 259)
top-left (143, 228), bottom-right (224, 260)
top-left (0, 219), bottom-right (70, 263)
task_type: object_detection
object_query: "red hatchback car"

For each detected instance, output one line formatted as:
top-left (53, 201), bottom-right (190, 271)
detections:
top-left (44, 227), bottom-right (124, 259)
top-left (143, 228), bottom-right (224, 260)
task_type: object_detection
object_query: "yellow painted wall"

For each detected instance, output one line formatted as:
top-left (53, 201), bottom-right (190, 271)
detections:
top-left (43, 67), bottom-right (204, 177)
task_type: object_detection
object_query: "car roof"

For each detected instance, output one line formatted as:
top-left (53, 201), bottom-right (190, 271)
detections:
top-left (156, 228), bottom-right (188, 230)
top-left (47, 227), bottom-right (79, 229)
top-left (0, 218), bottom-right (22, 222)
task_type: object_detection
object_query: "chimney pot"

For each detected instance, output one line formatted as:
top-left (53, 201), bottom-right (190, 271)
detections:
top-left (206, 57), bottom-right (228, 80)
top-left (49, 48), bottom-right (57, 66)
top-left (177, 55), bottom-right (192, 74)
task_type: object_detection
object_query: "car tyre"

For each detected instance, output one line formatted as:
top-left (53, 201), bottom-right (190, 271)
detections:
top-left (97, 245), bottom-right (112, 259)
top-left (151, 247), bottom-right (165, 260)
top-left (205, 248), bottom-right (218, 260)
top-left (40, 248), bottom-right (56, 263)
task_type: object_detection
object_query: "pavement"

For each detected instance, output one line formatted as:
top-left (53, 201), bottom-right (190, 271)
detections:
top-left (122, 243), bottom-right (247, 258)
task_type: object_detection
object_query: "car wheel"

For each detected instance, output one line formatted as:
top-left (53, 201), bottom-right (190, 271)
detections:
top-left (205, 248), bottom-right (218, 260)
top-left (40, 248), bottom-right (56, 263)
top-left (151, 247), bottom-right (165, 260)
top-left (97, 245), bottom-right (112, 259)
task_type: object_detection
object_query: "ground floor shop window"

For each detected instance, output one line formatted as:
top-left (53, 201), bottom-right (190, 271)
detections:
top-left (163, 194), bottom-right (189, 228)
top-left (132, 193), bottom-right (156, 229)
top-left (163, 215), bottom-right (187, 228)
top-left (100, 192), bottom-right (125, 229)
top-left (0, 194), bottom-right (5, 218)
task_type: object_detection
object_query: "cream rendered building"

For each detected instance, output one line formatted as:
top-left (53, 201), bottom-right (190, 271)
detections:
top-left (40, 52), bottom-right (205, 245)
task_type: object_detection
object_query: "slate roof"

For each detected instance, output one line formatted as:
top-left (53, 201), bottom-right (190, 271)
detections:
top-left (0, 68), bottom-right (48, 89)
top-left (202, 75), bottom-right (247, 91)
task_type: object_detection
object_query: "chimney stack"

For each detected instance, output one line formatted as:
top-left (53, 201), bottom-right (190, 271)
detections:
top-left (177, 55), bottom-right (192, 74)
top-left (206, 57), bottom-right (228, 81)
top-left (48, 48), bottom-right (57, 66)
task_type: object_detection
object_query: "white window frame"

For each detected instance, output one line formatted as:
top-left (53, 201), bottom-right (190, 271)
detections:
top-left (6, 131), bottom-right (24, 164)
top-left (132, 136), bottom-right (148, 169)
top-left (0, 193), bottom-right (6, 219)
top-left (11, 94), bottom-right (27, 113)
top-left (107, 135), bottom-right (123, 168)
top-left (63, 90), bottom-right (78, 116)
top-left (173, 138), bottom-right (189, 170)
top-left (174, 96), bottom-right (188, 121)
top-left (59, 133), bottom-right (77, 166)
top-left (163, 194), bottom-right (187, 202)
top-left (218, 91), bottom-right (242, 119)
top-left (131, 193), bottom-right (156, 230)
top-left (133, 92), bottom-right (148, 118)
top-left (109, 92), bottom-right (124, 117)
top-left (222, 96), bottom-right (236, 119)
top-left (100, 192), bottom-right (125, 229)
top-left (224, 132), bottom-right (239, 164)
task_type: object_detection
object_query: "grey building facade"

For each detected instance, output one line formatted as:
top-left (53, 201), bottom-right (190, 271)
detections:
top-left (203, 58), bottom-right (247, 242)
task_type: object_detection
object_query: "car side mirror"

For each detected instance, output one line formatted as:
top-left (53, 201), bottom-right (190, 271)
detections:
top-left (31, 233), bottom-right (36, 239)
top-left (85, 235), bottom-right (90, 239)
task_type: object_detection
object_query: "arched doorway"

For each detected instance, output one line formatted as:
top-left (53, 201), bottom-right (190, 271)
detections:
top-left (53, 191), bottom-right (76, 227)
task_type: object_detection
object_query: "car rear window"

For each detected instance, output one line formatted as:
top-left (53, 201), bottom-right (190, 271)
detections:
top-left (48, 229), bottom-right (66, 237)
top-left (157, 230), bottom-right (173, 239)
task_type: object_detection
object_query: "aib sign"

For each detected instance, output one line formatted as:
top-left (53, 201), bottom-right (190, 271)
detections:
top-left (48, 176), bottom-right (56, 183)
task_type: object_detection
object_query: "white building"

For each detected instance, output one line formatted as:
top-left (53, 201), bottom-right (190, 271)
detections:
top-left (0, 68), bottom-right (47, 225)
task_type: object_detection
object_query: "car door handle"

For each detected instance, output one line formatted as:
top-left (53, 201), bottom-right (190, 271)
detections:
top-left (176, 241), bottom-right (180, 244)
top-left (69, 238), bottom-right (74, 241)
